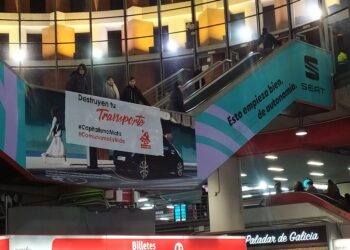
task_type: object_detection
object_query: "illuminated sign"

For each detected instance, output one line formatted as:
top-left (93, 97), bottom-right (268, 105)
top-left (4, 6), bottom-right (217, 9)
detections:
top-left (174, 204), bottom-right (187, 222)
top-left (4, 235), bottom-right (246, 250)
top-left (333, 239), bottom-right (350, 250)
top-left (233, 225), bottom-right (327, 247)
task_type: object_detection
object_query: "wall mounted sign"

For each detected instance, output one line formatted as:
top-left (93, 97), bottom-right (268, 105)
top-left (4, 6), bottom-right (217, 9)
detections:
top-left (233, 225), bottom-right (327, 247)
top-left (4, 235), bottom-right (246, 250)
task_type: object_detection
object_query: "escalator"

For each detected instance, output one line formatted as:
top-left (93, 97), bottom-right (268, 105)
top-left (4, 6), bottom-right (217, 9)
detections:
top-left (184, 52), bottom-right (262, 113)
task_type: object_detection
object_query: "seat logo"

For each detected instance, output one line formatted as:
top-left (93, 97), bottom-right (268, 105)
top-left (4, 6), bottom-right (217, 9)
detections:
top-left (304, 55), bottom-right (319, 80)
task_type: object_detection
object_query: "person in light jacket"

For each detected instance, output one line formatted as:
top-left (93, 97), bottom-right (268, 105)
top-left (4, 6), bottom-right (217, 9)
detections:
top-left (102, 76), bottom-right (120, 100)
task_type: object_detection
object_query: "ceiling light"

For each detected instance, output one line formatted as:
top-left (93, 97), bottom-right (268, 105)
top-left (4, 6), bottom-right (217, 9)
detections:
top-left (310, 172), bottom-right (324, 176)
top-left (263, 191), bottom-right (276, 196)
top-left (166, 204), bottom-right (174, 209)
top-left (281, 187), bottom-right (289, 191)
top-left (273, 177), bottom-right (288, 181)
top-left (92, 48), bottom-right (103, 59)
top-left (159, 217), bottom-right (170, 221)
top-left (242, 194), bottom-right (252, 199)
top-left (137, 197), bottom-right (148, 202)
top-left (313, 183), bottom-right (328, 190)
top-left (268, 167), bottom-right (284, 172)
top-left (307, 161), bottom-right (324, 166)
top-left (241, 173), bottom-right (247, 177)
top-left (348, 167), bottom-right (350, 171)
top-left (258, 181), bottom-right (268, 189)
top-left (265, 154), bottom-right (278, 160)
top-left (140, 206), bottom-right (154, 210)
top-left (12, 48), bottom-right (27, 63)
top-left (295, 128), bottom-right (308, 136)
top-left (167, 40), bottom-right (178, 52)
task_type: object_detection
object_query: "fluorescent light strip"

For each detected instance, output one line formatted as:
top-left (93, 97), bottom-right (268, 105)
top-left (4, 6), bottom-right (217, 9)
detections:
top-left (242, 194), bottom-right (253, 199)
top-left (310, 172), bottom-right (324, 176)
top-left (265, 154), bottom-right (278, 160)
top-left (273, 177), bottom-right (288, 181)
top-left (263, 192), bottom-right (276, 196)
top-left (241, 173), bottom-right (247, 177)
top-left (307, 161), bottom-right (324, 166)
top-left (314, 183), bottom-right (327, 190)
top-left (137, 197), bottom-right (148, 202)
top-left (268, 167), bottom-right (284, 172)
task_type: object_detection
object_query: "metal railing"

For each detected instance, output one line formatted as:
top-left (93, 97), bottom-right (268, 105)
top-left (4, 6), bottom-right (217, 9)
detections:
top-left (154, 59), bottom-right (233, 109)
top-left (143, 68), bottom-right (192, 105)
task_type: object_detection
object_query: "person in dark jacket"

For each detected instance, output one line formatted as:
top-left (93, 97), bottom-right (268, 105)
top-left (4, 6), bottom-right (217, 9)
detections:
top-left (66, 63), bottom-right (89, 93)
top-left (259, 27), bottom-right (279, 54)
top-left (121, 76), bottom-right (150, 105)
top-left (168, 81), bottom-right (185, 112)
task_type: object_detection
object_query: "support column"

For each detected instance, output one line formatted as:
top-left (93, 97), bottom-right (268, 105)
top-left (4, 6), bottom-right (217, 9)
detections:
top-left (208, 156), bottom-right (244, 232)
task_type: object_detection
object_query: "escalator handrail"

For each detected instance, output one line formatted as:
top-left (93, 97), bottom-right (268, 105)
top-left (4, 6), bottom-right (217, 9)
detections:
top-left (152, 59), bottom-right (231, 108)
top-left (143, 68), bottom-right (191, 97)
top-left (181, 59), bottom-right (232, 93)
top-left (264, 192), bottom-right (350, 221)
top-left (184, 52), bottom-right (262, 112)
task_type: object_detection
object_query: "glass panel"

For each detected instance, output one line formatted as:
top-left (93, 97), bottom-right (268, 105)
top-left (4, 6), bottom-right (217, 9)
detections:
top-left (162, 55), bottom-right (194, 79)
top-left (325, 0), bottom-right (348, 15)
top-left (92, 17), bottom-right (125, 61)
top-left (127, 0), bottom-right (157, 9)
top-left (0, 0), bottom-right (18, 14)
top-left (56, 20), bottom-right (91, 60)
top-left (0, 20), bottom-right (19, 66)
top-left (229, 15), bottom-right (258, 46)
top-left (56, 0), bottom-right (91, 13)
top-left (21, 67), bottom-right (57, 88)
top-left (128, 61), bottom-right (161, 93)
top-left (93, 64), bottom-right (126, 97)
top-left (93, 0), bottom-right (124, 11)
top-left (160, 0), bottom-right (191, 10)
top-left (291, 0), bottom-right (321, 27)
top-left (19, 20), bottom-right (56, 62)
top-left (160, 7), bottom-right (192, 56)
top-left (20, 0), bottom-right (55, 13)
top-left (126, 13), bottom-right (159, 56)
top-left (195, 0), bottom-right (226, 48)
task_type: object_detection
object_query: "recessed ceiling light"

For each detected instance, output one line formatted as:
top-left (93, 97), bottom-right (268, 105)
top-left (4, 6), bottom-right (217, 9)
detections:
top-left (295, 129), bottom-right (308, 136)
top-left (265, 154), bottom-right (278, 160)
top-left (263, 191), bottom-right (276, 196)
top-left (268, 167), bottom-right (284, 172)
top-left (241, 173), bottom-right (247, 177)
top-left (310, 172), bottom-right (324, 176)
top-left (273, 177), bottom-right (288, 181)
top-left (242, 194), bottom-right (253, 199)
top-left (307, 161), bottom-right (324, 166)
top-left (137, 197), bottom-right (148, 202)
top-left (313, 183), bottom-right (328, 190)
top-left (348, 167), bottom-right (350, 171)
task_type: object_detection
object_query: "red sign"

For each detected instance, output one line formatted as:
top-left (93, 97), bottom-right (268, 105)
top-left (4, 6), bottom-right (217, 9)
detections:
top-left (52, 236), bottom-right (246, 250)
top-left (0, 238), bottom-right (9, 250)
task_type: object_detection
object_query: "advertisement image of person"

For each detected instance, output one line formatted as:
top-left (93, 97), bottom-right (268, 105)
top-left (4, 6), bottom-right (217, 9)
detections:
top-left (66, 63), bottom-right (89, 93)
top-left (42, 107), bottom-right (67, 164)
top-left (102, 76), bottom-right (120, 100)
top-left (121, 76), bottom-right (150, 105)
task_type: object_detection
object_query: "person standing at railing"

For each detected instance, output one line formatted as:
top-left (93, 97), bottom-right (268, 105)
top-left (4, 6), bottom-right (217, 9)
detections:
top-left (326, 179), bottom-right (341, 200)
top-left (168, 81), bottom-right (185, 113)
top-left (121, 76), bottom-right (150, 106)
top-left (99, 76), bottom-right (120, 161)
top-left (306, 180), bottom-right (318, 194)
top-left (66, 63), bottom-right (97, 169)
top-left (102, 76), bottom-right (120, 100)
top-left (258, 27), bottom-right (280, 55)
top-left (66, 63), bottom-right (89, 93)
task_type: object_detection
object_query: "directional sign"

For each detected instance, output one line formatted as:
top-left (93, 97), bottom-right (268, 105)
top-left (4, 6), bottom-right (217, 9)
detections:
top-left (195, 40), bottom-right (333, 179)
